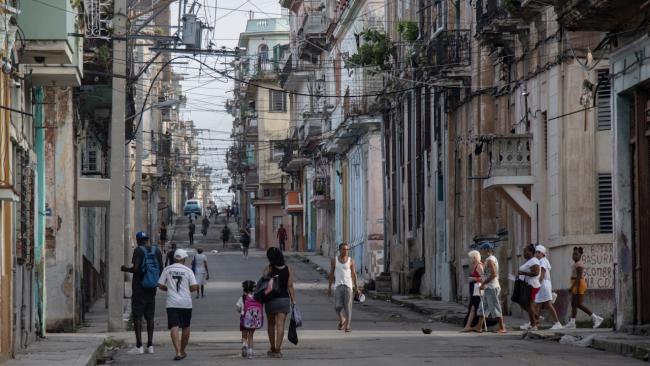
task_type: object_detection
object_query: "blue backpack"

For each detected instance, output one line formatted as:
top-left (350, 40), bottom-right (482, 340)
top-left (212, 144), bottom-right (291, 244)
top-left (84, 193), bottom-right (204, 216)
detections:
top-left (139, 245), bottom-right (161, 289)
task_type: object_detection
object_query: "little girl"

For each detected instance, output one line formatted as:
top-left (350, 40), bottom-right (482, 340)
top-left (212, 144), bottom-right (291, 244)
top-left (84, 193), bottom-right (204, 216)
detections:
top-left (565, 246), bottom-right (604, 329)
top-left (236, 280), bottom-right (264, 358)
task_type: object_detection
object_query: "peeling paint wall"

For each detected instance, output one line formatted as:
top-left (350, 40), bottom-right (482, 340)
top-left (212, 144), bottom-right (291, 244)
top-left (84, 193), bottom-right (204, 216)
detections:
top-left (44, 87), bottom-right (80, 331)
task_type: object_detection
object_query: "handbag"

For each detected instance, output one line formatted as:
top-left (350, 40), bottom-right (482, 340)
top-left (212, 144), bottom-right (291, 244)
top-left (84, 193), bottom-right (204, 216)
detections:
top-left (288, 314), bottom-right (298, 345)
top-left (511, 278), bottom-right (532, 308)
top-left (254, 269), bottom-right (280, 303)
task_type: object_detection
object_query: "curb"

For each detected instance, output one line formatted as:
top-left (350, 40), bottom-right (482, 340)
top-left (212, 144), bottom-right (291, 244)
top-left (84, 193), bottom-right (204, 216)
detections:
top-left (525, 329), bottom-right (649, 362)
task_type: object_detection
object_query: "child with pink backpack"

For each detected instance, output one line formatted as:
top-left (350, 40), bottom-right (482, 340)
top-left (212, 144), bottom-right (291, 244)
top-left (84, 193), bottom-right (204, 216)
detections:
top-left (236, 280), bottom-right (264, 358)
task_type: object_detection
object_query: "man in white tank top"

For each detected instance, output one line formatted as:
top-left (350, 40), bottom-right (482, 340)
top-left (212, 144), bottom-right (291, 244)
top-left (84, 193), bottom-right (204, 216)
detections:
top-left (327, 243), bottom-right (360, 332)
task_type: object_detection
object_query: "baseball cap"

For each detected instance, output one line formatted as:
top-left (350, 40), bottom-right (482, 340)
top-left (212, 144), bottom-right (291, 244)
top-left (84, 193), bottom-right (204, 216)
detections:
top-left (135, 231), bottom-right (149, 240)
top-left (477, 241), bottom-right (496, 250)
top-left (174, 249), bottom-right (188, 260)
top-left (535, 245), bottom-right (547, 255)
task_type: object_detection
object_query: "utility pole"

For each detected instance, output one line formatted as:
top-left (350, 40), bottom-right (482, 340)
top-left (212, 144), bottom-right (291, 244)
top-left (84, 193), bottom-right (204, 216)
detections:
top-left (134, 94), bottom-right (144, 234)
top-left (108, 0), bottom-right (127, 331)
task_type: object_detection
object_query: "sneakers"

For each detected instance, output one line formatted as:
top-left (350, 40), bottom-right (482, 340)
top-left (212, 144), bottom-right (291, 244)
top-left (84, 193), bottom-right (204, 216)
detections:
top-left (529, 326), bottom-right (539, 331)
top-left (247, 348), bottom-right (254, 359)
top-left (550, 322), bottom-right (564, 330)
top-left (519, 322), bottom-right (531, 330)
top-left (127, 346), bottom-right (144, 355)
top-left (564, 319), bottom-right (576, 329)
top-left (241, 344), bottom-right (248, 358)
top-left (592, 314), bottom-right (604, 328)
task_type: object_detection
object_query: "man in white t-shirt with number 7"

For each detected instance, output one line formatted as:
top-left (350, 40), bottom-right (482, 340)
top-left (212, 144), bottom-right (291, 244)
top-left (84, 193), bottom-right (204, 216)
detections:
top-left (158, 249), bottom-right (198, 361)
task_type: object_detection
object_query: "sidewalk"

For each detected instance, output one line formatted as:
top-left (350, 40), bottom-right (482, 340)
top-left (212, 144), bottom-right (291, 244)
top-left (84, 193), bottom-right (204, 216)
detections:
top-left (293, 252), bottom-right (649, 362)
top-left (5, 334), bottom-right (105, 366)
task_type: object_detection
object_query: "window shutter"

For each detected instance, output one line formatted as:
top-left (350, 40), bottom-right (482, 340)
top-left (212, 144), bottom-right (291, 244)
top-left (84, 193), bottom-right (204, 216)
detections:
top-left (598, 173), bottom-right (613, 233)
top-left (597, 69), bottom-right (612, 131)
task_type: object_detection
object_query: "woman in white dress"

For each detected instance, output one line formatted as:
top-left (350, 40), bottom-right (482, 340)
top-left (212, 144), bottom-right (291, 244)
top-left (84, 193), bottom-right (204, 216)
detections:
top-left (534, 245), bottom-right (563, 329)
top-left (518, 244), bottom-right (541, 330)
top-left (192, 248), bottom-right (209, 298)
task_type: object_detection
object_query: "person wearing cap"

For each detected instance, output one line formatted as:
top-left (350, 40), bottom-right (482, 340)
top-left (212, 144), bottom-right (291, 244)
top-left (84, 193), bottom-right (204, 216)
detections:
top-left (534, 245), bottom-right (563, 330)
top-left (121, 231), bottom-right (163, 355)
top-left (474, 241), bottom-right (507, 333)
top-left (157, 249), bottom-right (199, 361)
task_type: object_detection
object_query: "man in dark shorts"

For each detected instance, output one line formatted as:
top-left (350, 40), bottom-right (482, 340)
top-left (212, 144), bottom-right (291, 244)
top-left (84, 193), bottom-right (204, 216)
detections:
top-left (121, 231), bottom-right (163, 354)
top-left (158, 249), bottom-right (198, 361)
top-left (165, 242), bottom-right (177, 267)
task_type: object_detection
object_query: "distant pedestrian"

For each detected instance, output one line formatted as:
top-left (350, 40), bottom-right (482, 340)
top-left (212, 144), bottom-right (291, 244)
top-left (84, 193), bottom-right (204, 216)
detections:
top-left (188, 220), bottom-right (195, 246)
top-left (474, 241), bottom-right (507, 333)
top-left (236, 280), bottom-right (264, 359)
top-left (518, 244), bottom-right (541, 331)
top-left (159, 222), bottom-right (168, 248)
top-left (226, 206), bottom-right (231, 221)
top-left (191, 248), bottom-right (209, 298)
top-left (461, 250), bottom-right (483, 332)
top-left (240, 229), bottom-right (251, 258)
top-left (221, 225), bottom-right (231, 247)
top-left (263, 247), bottom-right (296, 358)
top-left (277, 224), bottom-right (288, 251)
top-left (121, 231), bottom-right (163, 354)
top-left (565, 247), bottom-right (604, 329)
top-left (327, 243), bottom-right (360, 332)
top-left (533, 245), bottom-right (563, 330)
top-left (157, 249), bottom-right (198, 361)
top-left (165, 242), bottom-right (177, 267)
top-left (201, 216), bottom-right (210, 236)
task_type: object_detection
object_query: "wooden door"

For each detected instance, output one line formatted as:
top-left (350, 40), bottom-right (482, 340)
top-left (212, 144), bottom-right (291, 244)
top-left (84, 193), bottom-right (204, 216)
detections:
top-left (633, 90), bottom-right (650, 324)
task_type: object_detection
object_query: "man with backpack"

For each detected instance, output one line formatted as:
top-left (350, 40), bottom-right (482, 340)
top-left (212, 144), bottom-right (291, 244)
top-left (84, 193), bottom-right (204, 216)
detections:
top-left (121, 231), bottom-right (163, 354)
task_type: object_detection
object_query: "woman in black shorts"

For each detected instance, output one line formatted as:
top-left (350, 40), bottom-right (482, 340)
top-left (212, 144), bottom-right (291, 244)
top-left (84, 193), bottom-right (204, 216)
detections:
top-left (263, 247), bottom-right (296, 358)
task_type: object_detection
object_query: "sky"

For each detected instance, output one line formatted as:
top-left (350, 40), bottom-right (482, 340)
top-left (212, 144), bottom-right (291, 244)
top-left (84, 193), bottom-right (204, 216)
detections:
top-left (169, 0), bottom-right (284, 207)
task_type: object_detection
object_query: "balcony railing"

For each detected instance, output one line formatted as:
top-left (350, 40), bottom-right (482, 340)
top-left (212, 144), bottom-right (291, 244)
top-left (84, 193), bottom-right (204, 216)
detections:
top-left (430, 30), bottom-right (471, 75)
top-left (489, 135), bottom-right (532, 177)
top-left (244, 171), bottom-right (259, 191)
top-left (344, 68), bottom-right (384, 117)
top-left (299, 112), bottom-right (323, 145)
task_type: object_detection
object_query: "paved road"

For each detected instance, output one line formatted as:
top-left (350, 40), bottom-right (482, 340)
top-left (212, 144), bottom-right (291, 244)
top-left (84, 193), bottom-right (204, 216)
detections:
top-left (112, 216), bottom-right (642, 365)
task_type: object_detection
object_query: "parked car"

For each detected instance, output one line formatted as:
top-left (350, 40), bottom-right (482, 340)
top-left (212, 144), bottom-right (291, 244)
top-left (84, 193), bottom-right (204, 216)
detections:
top-left (183, 199), bottom-right (203, 216)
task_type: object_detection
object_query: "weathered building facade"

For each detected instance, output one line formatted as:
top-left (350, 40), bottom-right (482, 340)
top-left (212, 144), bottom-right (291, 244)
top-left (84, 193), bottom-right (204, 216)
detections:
top-left (381, 0), bottom-right (615, 322)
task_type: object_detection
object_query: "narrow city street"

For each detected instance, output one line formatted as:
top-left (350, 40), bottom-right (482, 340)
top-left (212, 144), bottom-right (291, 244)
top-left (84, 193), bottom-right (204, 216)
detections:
top-left (108, 217), bottom-right (642, 366)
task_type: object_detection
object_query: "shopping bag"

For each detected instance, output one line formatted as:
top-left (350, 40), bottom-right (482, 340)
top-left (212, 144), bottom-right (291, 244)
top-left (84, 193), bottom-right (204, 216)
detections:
top-left (511, 278), bottom-right (532, 308)
top-left (292, 305), bottom-right (302, 327)
top-left (288, 316), bottom-right (298, 345)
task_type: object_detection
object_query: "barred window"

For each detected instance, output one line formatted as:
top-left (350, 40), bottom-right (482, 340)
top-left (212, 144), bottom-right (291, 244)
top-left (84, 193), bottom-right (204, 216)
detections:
top-left (269, 90), bottom-right (286, 112)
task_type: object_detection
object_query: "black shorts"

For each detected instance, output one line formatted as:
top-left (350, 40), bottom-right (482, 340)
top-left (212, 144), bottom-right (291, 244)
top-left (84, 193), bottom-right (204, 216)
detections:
top-left (132, 292), bottom-right (156, 321)
top-left (167, 308), bottom-right (192, 329)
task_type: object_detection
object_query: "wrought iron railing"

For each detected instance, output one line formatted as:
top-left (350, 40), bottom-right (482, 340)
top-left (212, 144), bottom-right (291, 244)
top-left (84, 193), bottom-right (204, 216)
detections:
top-left (430, 30), bottom-right (471, 70)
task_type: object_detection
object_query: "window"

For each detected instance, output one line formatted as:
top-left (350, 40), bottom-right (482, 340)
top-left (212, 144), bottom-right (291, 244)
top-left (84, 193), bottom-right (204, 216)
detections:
top-left (433, 0), bottom-right (444, 32)
top-left (598, 173), bottom-right (613, 233)
top-left (272, 216), bottom-right (284, 232)
top-left (258, 44), bottom-right (269, 71)
top-left (269, 90), bottom-right (287, 112)
top-left (271, 141), bottom-right (284, 162)
top-left (597, 69), bottom-right (612, 131)
top-left (264, 189), bottom-right (272, 197)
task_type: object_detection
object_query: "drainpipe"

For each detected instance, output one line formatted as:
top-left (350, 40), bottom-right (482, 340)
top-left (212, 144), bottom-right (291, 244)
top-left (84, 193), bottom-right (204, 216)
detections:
top-left (34, 87), bottom-right (46, 337)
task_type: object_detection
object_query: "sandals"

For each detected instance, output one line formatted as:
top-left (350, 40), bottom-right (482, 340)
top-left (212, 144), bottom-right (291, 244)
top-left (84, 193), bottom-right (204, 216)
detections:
top-left (173, 353), bottom-right (187, 361)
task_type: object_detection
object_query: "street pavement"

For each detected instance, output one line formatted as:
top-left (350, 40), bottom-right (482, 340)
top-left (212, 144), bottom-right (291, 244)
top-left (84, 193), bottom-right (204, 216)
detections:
top-left (110, 216), bottom-right (643, 365)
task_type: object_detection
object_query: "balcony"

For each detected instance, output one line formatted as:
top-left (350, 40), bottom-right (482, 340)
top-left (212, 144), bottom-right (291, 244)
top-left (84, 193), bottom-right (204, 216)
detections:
top-left (554, 0), bottom-right (643, 31)
top-left (476, 0), bottom-right (527, 48)
top-left (299, 112), bottom-right (323, 147)
top-left (297, 11), bottom-right (330, 60)
top-left (429, 30), bottom-right (471, 81)
top-left (244, 171), bottom-right (259, 192)
top-left (311, 177), bottom-right (333, 209)
top-left (285, 191), bottom-right (304, 215)
top-left (245, 118), bottom-right (258, 138)
top-left (483, 134), bottom-right (534, 218)
top-left (17, 0), bottom-right (83, 86)
top-left (344, 68), bottom-right (384, 118)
